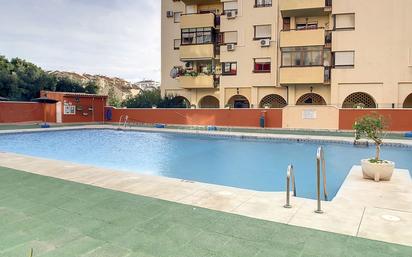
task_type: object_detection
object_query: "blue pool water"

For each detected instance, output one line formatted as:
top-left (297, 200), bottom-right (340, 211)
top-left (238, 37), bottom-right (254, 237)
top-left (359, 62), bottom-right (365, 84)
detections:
top-left (0, 129), bottom-right (411, 200)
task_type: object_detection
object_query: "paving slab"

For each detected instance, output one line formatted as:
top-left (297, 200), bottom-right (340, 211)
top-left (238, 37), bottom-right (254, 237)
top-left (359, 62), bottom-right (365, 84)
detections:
top-left (0, 166), bottom-right (411, 257)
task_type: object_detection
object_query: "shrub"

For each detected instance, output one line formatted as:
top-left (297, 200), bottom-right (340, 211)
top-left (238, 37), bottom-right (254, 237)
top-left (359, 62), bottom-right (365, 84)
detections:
top-left (353, 113), bottom-right (388, 160)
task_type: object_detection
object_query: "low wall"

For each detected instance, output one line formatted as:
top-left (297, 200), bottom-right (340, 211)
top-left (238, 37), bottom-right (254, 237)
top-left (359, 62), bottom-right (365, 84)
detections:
top-left (339, 109), bottom-right (412, 132)
top-left (0, 102), bottom-right (43, 123)
top-left (108, 108), bottom-right (283, 128)
top-left (0, 102), bottom-right (57, 123)
top-left (282, 106), bottom-right (340, 130)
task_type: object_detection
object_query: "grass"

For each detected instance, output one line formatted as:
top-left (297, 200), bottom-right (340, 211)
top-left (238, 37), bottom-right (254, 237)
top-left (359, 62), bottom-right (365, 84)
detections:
top-left (0, 167), bottom-right (411, 257)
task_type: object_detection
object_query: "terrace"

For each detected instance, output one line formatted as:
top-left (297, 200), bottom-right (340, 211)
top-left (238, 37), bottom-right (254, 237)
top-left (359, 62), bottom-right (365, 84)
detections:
top-left (0, 125), bottom-right (411, 256)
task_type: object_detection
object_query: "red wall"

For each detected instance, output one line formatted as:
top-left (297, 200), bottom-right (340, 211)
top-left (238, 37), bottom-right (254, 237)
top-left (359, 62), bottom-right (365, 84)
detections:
top-left (339, 109), bottom-right (412, 131)
top-left (62, 96), bottom-right (106, 123)
top-left (0, 102), bottom-right (44, 123)
top-left (108, 108), bottom-right (283, 128)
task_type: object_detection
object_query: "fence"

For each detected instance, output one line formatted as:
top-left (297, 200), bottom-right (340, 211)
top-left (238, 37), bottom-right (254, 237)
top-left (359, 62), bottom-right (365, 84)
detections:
top-left (0, 102), bottom-right (45, 123)
top-left (339, 109), bottom-right (412, 131)
top-left (2, 102), bottom-right (412, 132)
top-left (108, 108), bottom-right (283, 128)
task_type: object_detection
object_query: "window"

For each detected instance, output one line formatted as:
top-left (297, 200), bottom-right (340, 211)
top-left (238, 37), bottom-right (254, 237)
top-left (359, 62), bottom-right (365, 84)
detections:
top-left (222, 31), bottom-right (238, 44)
top-left (334, 13), bottom-right (355, 30)
top-left (254, 58), bottom-right (271, 73)
top-left (223, 1), bottom-right (238, 14)
top-left (255, 0), bottom-right (272, 8)
top-left (281, 47), bottom-right (324, 67)
top-left (181, 27), bottom-right (213, 45)
top-left (64, 104), bottom-right (76, 115)
top-left (222, 62), bottom-right (237, 75)
top-left (174, 12), bottom-right (182, 23)
top-left (283, 17), bottom-right (291, 31)
top-left (186, 5), bottom-right (197, 14)
top-left (174, 39), bottom-right (181, 50)
top-left (333, 51), bottom-right (355, 67)
top-left (296, 23), bottom-right (318, 30)
top-left (254, 25), bottom-right (271, 40)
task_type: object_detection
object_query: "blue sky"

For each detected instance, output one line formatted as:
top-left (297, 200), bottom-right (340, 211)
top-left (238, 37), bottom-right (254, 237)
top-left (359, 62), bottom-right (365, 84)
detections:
top-left (0, 0), bottom-right (161, 82)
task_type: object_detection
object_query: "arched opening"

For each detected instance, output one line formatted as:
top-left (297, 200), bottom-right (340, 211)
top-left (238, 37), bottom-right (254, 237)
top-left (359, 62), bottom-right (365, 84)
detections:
top-left (296, 93), bottom-right (326, 106)
top-left (342, 92), bottom-right (376, 108)
top-left (403, 93), bottom-right (412, 108)
top-left (171, 96), bottom-right (190, 108)
top-left (199, 96), bottom-right (220, 108)
top-left (227, 95), bottom-right (250, 108)
top-left (259, 94), bottom-right (287, 108)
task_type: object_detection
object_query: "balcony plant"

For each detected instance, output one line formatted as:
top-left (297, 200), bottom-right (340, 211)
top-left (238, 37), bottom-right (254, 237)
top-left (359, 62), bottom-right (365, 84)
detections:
top-left (353, 113), bottom-right (395, 182)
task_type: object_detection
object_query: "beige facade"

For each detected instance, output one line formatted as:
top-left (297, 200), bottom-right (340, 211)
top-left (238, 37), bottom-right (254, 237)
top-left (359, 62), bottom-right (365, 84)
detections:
top-left (161, 0), bottom-right (412, 109)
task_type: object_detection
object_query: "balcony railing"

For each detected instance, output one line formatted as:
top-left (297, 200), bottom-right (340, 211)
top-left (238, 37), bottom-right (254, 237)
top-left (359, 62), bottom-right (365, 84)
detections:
top-left (280, 0), bottom-right (331, 16)
top-left (280, 66), bottom-right (326, 84)
top-left (280, 28), bottom-right (326, 47)
top-left (180, 44), bottom-right (215, 60)
top-left (181, 12), bottom-right (217, 29)
top-left (177, 74), bottom-right (218, 89)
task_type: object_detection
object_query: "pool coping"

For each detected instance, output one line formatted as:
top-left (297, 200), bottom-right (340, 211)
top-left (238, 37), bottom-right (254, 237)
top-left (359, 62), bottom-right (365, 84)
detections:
top-left (1, 124), bottom-right (411, 148)
top-left (0, 149), bottom-right (411, 247)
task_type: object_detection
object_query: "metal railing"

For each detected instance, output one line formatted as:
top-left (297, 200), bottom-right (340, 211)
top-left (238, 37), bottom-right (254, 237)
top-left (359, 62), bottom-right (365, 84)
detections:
top-left (118, 115), bottom-right (128, 127)
top-left (315, 146), bottom-right (328, 214)
top-left (284, 164), bottom-right (296, 208)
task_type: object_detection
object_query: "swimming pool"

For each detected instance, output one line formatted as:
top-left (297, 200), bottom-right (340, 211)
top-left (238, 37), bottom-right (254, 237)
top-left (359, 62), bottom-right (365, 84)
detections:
top-left (0, 129), bottom-right (411, 200)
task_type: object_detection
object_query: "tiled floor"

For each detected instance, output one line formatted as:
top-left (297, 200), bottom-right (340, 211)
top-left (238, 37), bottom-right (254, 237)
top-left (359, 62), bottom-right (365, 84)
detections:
top-left (1, 167), bottom-right (411, 257)
top-left (0, 151), bottom-right (411, 247)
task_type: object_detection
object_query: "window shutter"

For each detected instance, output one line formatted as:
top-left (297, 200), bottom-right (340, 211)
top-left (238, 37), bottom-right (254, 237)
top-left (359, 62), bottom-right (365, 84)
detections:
top-left (335, 14), bottom-right (355, 29)
top-left (334, 51), bottom-right (355, 66)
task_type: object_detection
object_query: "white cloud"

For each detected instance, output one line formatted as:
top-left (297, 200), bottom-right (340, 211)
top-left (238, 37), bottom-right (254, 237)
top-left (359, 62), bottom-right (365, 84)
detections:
top-left (0, 0), bottom-right (161, 82)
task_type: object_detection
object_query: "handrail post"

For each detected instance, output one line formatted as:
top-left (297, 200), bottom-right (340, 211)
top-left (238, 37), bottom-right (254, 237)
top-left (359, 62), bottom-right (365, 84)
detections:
top-left (315, 156), bottom-right (323, 214)
top-left (284, 165), bottom-right (294, 208)
top-left (315, 146), bottom-right (327, 214)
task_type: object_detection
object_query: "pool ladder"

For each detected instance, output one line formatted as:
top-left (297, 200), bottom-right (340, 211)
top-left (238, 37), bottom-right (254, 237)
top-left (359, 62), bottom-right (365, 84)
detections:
top-left (118, 115), bottom-right (129, 128)
top-left (283, 165), bottom-right (296, 208)
top-left (315, 146), bottom-right (328, 214)
top-left (283, 146), bottom-right (328, 214)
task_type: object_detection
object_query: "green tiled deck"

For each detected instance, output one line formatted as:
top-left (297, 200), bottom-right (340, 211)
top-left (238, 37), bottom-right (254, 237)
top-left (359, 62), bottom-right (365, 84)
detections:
top-left (0, 167), bottom-right (411, 257)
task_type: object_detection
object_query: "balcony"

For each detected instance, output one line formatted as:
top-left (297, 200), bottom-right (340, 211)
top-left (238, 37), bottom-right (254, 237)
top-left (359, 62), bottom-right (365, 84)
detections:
top-left (280, 28), bottom-right (325, 47)
top-left (182, 0), bottom-right (220, 5)
top-left (279, 0), bottom-right (331, 17)
top-left (180, 44), bottom-right (214, 61)
top-left (178, 75), bottom-right (216, 89)
top-left (279, 66), bottom-right (326, 84)
top-left (181, 13), bottom-right (216, 29)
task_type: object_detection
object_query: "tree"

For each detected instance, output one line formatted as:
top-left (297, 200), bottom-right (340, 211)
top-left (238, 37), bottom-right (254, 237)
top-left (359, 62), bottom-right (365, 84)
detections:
top-left (84, 81), bottom-right (99, 94)
top-left (55, 77), bottom-right (85, 93)
top-left (353, 113), bottom-right (388, 160)
top-left (122, 88), bottom-right (188, 109)
top-left (123, 88), bottom-right (161, 108)
top-left (0, 55), bottom-right (98, 101)
top-left (108, 86), bottom-right (121, 107)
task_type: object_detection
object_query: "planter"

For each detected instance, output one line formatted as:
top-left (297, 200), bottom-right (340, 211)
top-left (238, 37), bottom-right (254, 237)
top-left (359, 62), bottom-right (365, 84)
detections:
top-left (361, 159), bottom-right (395, 182)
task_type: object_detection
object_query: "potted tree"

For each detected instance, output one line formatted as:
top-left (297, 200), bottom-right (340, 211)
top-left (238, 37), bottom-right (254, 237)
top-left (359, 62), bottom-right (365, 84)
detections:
top-left (353, 114), bottom-right (395, 182)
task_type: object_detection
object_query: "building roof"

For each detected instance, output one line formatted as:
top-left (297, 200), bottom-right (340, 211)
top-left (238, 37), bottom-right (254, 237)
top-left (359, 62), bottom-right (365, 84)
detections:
top-left (42, 91), bottom-right (108, 98)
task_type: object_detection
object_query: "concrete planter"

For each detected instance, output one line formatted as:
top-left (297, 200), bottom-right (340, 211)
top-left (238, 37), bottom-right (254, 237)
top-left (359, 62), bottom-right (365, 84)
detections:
top-left (361, 159), bottom-right (395, 182)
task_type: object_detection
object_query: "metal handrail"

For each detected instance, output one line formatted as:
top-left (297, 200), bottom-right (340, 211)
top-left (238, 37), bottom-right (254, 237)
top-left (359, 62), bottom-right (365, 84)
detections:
top-left (315, 146), bottom-right (328, 214)
top-left (118, 115), bottom-right (128, 128)
top-left (284, 164), bottom-right (296, 208)
top-left (118, 115), bottom-right (125, 127)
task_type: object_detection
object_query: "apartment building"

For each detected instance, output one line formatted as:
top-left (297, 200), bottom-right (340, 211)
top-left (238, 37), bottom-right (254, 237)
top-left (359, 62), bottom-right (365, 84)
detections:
top-left (161, 0), bottom-right (412, 109)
